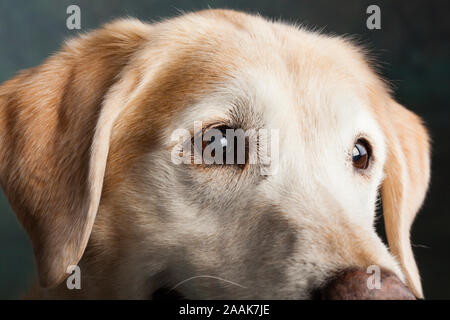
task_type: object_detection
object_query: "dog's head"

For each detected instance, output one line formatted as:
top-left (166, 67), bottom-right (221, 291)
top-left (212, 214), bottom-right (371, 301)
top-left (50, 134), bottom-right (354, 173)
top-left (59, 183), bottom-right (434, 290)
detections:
top-left (0, 10), bottom-right (430, 299)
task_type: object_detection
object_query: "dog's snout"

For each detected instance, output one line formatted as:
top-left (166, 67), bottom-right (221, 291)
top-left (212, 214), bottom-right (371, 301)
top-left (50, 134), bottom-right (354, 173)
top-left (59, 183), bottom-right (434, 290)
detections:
top-left (314, 269), bottom-right (416, 300)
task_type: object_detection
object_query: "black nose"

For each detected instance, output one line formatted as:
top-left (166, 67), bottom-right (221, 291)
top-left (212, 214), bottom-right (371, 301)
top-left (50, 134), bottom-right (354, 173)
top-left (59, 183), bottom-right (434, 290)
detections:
top-left (314, 268), bottom-right (416, 300)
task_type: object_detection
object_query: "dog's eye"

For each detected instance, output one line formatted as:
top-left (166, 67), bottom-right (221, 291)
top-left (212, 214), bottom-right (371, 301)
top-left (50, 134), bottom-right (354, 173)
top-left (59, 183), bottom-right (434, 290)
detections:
top-left (352, 139), bottom-right (371, 170)
top-left (203, 126), bottom-right (247, 165)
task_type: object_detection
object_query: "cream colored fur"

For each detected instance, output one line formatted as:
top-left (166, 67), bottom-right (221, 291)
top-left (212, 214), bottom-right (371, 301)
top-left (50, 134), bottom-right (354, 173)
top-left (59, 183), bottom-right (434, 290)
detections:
top-left (0, 10), bottom-right (430, 299)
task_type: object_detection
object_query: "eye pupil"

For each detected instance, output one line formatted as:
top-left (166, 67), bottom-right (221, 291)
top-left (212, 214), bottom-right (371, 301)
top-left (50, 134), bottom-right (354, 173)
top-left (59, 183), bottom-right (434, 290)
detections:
top-left (352, 139), bottom-right (371, 170)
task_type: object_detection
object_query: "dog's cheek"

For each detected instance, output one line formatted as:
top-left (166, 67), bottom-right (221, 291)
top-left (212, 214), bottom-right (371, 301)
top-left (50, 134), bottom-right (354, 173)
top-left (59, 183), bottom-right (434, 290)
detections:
top-left (172, 163), bottom-right (264, 210)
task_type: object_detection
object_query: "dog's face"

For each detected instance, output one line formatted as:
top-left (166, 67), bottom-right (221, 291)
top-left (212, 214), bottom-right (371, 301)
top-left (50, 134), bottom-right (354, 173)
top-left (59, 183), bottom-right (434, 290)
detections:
top-left (0, 10), bottom-right (430, 299)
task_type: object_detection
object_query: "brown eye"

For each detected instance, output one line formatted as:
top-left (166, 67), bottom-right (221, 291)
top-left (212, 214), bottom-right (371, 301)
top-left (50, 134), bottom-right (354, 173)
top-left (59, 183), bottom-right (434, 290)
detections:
top-left (352, 139), bottom-right (371, 170)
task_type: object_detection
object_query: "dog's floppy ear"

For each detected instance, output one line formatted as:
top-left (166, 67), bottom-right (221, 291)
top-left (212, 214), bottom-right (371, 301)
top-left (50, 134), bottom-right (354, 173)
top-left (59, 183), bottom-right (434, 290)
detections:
top-left (0, 19), bottom-right (150, 288)
top-left (379, 99), bottom-right (430, 298)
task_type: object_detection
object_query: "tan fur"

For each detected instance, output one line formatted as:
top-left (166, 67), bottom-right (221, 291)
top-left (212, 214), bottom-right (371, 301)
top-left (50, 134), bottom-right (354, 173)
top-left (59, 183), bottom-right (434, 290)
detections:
top-left (0, 19), bottom-right (152, 287)
top-left (369, 95), bottom-right (430, 297)
top-left (0, 9), bottom-right (430, 299)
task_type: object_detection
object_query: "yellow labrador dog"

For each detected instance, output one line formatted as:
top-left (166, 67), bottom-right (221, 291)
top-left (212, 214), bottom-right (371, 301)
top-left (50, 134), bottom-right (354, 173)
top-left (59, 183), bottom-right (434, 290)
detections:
top-left (0, 9), bottom-right (430, 299)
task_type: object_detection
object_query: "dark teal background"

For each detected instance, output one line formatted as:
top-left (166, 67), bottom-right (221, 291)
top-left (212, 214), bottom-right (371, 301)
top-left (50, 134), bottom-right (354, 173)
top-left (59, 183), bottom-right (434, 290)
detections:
top-left (0, 0), bottom-right (449, 299)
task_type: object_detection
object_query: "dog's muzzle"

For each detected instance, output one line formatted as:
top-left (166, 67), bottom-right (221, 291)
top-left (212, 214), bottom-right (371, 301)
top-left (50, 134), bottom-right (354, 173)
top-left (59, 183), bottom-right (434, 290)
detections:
top-left (152, 268), bottom-right (416, 300)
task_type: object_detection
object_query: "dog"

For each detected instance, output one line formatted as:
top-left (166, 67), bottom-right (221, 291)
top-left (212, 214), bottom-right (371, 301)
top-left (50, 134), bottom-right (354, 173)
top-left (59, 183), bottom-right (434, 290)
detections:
top-left (0, 9), bottom-right (430, 299)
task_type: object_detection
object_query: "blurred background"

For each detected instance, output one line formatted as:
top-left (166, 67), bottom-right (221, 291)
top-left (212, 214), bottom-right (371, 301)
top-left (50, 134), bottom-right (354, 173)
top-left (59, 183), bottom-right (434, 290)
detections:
top-left (0, 0), bottom-right (449, 299)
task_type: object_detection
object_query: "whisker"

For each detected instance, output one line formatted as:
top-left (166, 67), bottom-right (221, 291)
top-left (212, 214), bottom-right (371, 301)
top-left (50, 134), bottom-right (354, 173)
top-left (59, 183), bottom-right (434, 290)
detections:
top-left (170, 275), bottom-right (247, 292)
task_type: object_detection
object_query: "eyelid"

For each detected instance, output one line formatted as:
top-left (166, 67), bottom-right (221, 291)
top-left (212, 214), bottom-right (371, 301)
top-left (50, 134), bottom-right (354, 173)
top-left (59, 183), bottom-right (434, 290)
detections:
top-left (186, 120), bottom-right (232, 136)
top-left (207, 122), bottom-right (234, 131)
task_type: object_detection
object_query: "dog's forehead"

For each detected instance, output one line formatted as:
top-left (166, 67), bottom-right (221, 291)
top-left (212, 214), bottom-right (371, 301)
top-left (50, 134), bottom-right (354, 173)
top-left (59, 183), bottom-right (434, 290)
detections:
top-left (164, 50), bottom-right (378, 147)
top-left (110, 11), bottom-right (386, 176)
top-left (157, 11), bottom-right (381, 130)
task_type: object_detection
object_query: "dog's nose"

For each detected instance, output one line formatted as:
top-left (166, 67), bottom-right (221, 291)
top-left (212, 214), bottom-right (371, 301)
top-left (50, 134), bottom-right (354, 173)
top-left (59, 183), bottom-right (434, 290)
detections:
top-left (315, 268), bottom-right (416, 300)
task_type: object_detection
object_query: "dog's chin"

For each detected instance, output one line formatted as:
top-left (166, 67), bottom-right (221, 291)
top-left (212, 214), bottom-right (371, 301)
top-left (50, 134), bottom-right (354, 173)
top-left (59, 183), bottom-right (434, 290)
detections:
top-left (152, 287), bottom-right (187, 300)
